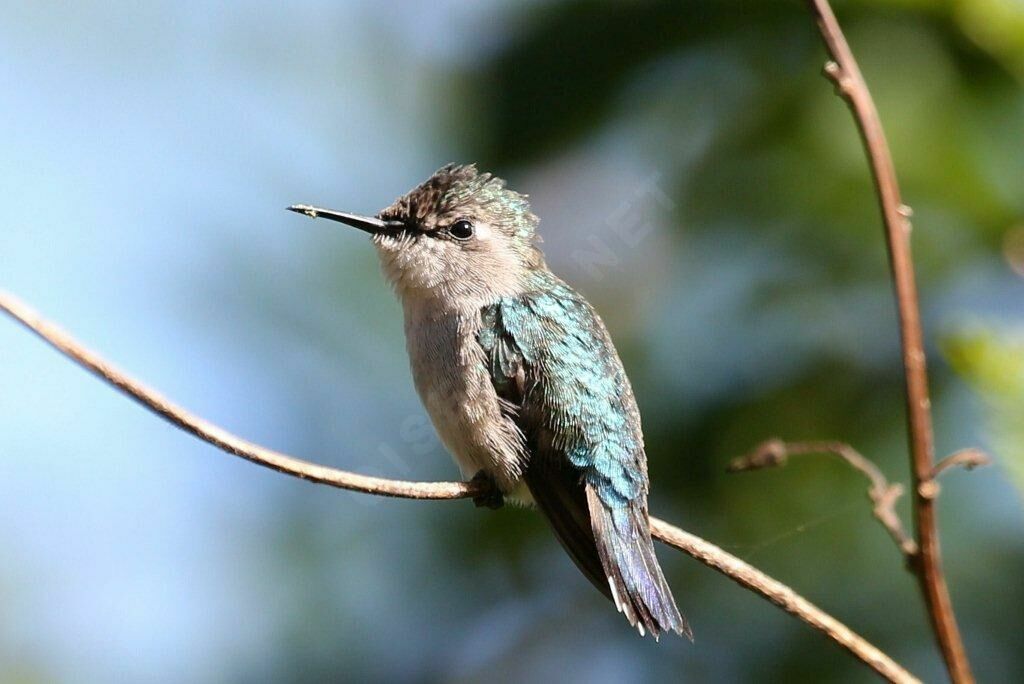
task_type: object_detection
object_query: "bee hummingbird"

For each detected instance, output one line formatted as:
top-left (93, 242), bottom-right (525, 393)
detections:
top-left (289, 164), bottom-right (688, 639)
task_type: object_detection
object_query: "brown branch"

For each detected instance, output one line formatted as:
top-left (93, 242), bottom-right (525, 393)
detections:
top-left (806, 1), bottom-right (974, 681)
top-left (649, 519), bottom-right (918, 684)
top-left (0, 290), bottom-right (919, 683)
top-left (729, 439), bottom-right (918, 557)
top-left (0, 292), bottom-right (481, 502)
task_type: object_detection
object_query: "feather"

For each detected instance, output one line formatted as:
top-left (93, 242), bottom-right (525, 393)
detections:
top-left (477, 275), bottom-right (689, 638)
top-left (586, 485), bottom-right (690, 639)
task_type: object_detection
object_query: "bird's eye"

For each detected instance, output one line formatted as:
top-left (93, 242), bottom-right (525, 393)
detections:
top-left (449, 219), bottom-right (474, 241)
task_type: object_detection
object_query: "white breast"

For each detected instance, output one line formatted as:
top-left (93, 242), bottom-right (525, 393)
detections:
top-left (402, 298), bottom-right (527, 492)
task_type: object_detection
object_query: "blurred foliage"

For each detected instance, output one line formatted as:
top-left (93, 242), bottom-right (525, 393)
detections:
top-left (944, 326), bottom-right (1024, 495)
top-left (240, 1), bottom-right (1024, 681)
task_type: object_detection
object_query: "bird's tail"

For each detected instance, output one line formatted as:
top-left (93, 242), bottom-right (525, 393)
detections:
top-left (585, 485), bottom-right (690, 640)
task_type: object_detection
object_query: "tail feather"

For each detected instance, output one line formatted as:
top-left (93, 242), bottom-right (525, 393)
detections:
top-left (586, 485), bottom-right (691, 640)
top-left (524, 464), bottom-right (613, 602)
top-left (524, 457), bottom-right (688, 639)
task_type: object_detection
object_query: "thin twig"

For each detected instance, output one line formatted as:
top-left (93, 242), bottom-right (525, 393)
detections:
top-left (729, 439), bottom-right (918, 557)
top-left (0, 292), bottom-right (481, 501)
top-left (932, 449), bottom-right (990, 479)
top-left (806, 1), bottom-right (974, 681)
top-left (0, 290), bottom-right (918, 683)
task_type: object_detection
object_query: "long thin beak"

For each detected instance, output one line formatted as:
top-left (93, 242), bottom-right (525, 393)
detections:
top-left (287, 204), bottom-right (403, 235)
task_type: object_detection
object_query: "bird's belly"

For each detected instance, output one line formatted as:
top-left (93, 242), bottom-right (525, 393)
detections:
top-left (406, 312), bottom-right (527, 492)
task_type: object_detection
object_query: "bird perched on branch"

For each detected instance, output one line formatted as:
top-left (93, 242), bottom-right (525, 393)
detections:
top-left (289, 164), bottom-right (687, 639)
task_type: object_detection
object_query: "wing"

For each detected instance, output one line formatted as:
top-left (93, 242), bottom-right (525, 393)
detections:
top-left (477, 275), bottom-right (687, 638)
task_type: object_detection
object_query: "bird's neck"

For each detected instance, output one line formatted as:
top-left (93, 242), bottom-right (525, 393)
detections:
top-left (396, 267), bottom-right (554, 320)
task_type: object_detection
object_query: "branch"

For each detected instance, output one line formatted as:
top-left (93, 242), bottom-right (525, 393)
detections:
top-left (729, 439), bottom-right (918, 557)
top-left (806, 1), bottom-right (974, 681)
top-left (932, 449), bottom-right (990, 480)
top-left (0, 292), bottom-right (482, 502)
top-left (649, 519), bottom-right (918, 684)
top-left (0, 290), bottom-right (918, 683)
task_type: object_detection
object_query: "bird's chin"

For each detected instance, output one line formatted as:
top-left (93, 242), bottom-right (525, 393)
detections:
top-left (373, 236), bottom-right (440, 296)
top-left (371, 232), bottom-right (402, 252)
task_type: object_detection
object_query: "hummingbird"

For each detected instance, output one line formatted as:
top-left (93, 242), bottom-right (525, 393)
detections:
top-left (289, 164), bottom-right (688, 639)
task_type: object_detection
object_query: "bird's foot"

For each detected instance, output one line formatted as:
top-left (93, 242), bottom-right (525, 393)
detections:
top-left (470, 471), bottom-right (504, 510)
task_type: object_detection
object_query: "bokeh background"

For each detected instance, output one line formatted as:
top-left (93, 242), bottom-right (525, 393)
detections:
top-left (2, 1), bottom-right (1023, 681)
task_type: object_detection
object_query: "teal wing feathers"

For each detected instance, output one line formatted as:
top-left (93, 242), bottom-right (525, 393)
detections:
top-left (477, 274), bottom-right (687, 638)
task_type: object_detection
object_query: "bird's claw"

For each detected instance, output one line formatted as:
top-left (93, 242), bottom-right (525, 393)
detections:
top-left (470, 471), bottom-right (504, 510)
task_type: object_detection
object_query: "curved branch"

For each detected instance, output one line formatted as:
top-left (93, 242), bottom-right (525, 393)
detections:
top-left (806, 2), bottom-right (974, 680)
top-left (649, 519), bottom-right (917, 683)
top-left (0, 292), bottom-right (481, 501)
top-left (1, 290), bottom-right (918, 683)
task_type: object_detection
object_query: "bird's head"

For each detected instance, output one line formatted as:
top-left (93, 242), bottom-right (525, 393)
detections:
top-left (290, 164), bottom-right (544, 303)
